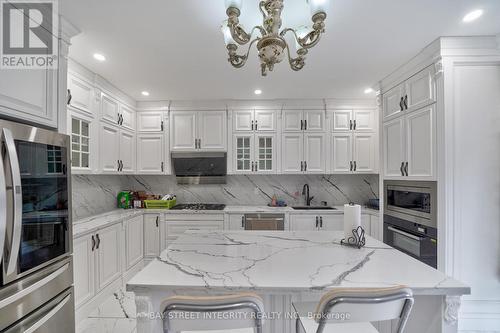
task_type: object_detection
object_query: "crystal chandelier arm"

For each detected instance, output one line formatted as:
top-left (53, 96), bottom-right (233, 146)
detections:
top-left (226, 38), bottom-right (261, 68)
top-left (280, 27), bottom-right (322, 50)
top-left (229, 24), bottom-right (266, 45)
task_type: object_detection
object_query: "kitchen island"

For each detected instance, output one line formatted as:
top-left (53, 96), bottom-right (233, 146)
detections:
top-left (127, 231), bottom-right (469, 333)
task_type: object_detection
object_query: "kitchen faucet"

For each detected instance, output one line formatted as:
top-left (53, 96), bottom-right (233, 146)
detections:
top-left (302, 184), bottom-right (314, 206)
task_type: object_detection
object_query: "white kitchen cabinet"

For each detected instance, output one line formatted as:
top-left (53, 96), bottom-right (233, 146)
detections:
top-left (96, 223), bottom-right (122, 291)
top-left (119, 130), bottom-right (136, 173)
top-left (405, 66), bottom-right (436, 112)
top-left (281, 134), bottom-right (303, 173)
top-left (0, 68), bottom-right (57, 128)
top-left (406, 106), bottom-right (435, 178)
top-left (171, 111), bottom-right (227, 151)
top-left (198, 111), bottom-right (227, 150)
top-left (304, 134), bottom-right (326, 173)
top-left (383, 84), bottom-right (405, 120)
top-left (282, 110), bottom-right (324, 132)
top-left (137, 111), bottom-right (164, 132)
top-left (332, 110), bottom-right (375, 132)
top-left (383, 117), bottom-right (405, 177)
top-left (100, 93), bottom-right (120, 124)
top-left (99, 123), bottom-right (136, 174)
top-left (67, 73), bottom-right (95, 116)
top-left (99, 123), bottom-right (120, 173)
top-left (290, 214), bottom-right (342, 231)
top-left (69, 111), bottom-right (95, 173)
top-left (233, 110), bottom-right (276, 132)
top-left (73, 235), bottom-right (96, 308)
top-left (232, 133), bottom-right (277, 174)
top-left (125, 216), bottom-right (144, 270)
top-left (331, 133), bottom-right (375, 174)
top-left (144, 214), bottom-right (161, 257)
top-left (228, 214), bottom-right (246, 230)
top-left (137, 134), bottom-right (164, 174)
top-left (383, 105), bottom-right (435, 179)
top-left (120, 104), bottom-right (136, 131)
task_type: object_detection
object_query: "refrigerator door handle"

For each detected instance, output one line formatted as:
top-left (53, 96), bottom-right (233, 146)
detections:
top-left (0, 139), bottom-right (6, 264)
top-left (3, 128), bottom-right (23, 276)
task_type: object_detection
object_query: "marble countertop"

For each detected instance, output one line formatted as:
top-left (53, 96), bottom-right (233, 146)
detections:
top-left (127, 231), bottom-right (469, 296)
top-left (73, 206), bottom-right (379, 238)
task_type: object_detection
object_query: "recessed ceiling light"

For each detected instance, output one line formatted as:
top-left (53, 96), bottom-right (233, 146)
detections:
top-left (462, 9), bottom-right (483, 23)
top-left (364, 88), bottom-right (374, 94)
top-left (254, 89), bottom-right (262, 95)
top-left (141, 91), bottom-right (150, 96)
top-left (93, 53), bottom-right (106, 62)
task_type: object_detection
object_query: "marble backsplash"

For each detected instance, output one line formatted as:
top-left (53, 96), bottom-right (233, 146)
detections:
top-left (72, 174), bottom-right (379, 221)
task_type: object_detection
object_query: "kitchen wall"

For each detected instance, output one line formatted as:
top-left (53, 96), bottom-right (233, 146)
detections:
top-left (72, 174), bottom-right (379, 221)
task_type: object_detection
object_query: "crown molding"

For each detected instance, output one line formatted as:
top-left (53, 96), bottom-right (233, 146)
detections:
top-left (324, 98), bottom-right (377, 109)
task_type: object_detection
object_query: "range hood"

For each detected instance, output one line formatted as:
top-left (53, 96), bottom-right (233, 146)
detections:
top-left (171, 152), bottom-right (227, 184)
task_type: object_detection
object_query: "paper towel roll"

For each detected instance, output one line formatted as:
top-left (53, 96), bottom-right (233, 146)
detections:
top-left (344, 204), bottom-right (361, 238)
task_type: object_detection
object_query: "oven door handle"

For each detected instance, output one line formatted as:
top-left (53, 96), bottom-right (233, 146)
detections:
top-left (0, 139), bottom-right (6, 264)
top-left (3, 128), bottom-right (23, 276)
top-left (388, 226), bottom-right (422, 241)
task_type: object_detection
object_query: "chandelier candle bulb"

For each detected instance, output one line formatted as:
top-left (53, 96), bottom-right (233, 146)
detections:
top-left (343, 203), bottom-right (361, 239)
top-left (308, 0), bottom-right (330, 16)
top-left (225, 0), bottom-right (243, 10)
top-left (221, 21), bottom-right (236, 46)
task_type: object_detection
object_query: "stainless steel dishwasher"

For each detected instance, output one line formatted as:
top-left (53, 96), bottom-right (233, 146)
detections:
top-left (243, 213), bottom-right (285, 230)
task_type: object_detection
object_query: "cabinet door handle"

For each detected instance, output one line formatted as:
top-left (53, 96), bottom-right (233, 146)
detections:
top-left (241, 216), bottom-right (245, 228)
top-left (161, 120), bottom-right (164, 132)
top-left (198, 138), bottom-right (201, 148)
top-left (161, 162), bottom-right (164, 172)
top-left (404, 162), bottom-right (409, 176)
top-left (117, 160), bottom-right (120, 171)
top-left (353, 120), bottom-right (357, 130)
top-left (67, 89), bottom-right (72, 105)
top-left (354, 161), bottom-right (357, 172)
top-left (304, 120), bottom-right (307, 130)
top-left (349, 120), bottom-right (353, 130)
top-left (350, 161), bottom-right (353, 171)
top-left (300, 161), bottom-right (304, 172)
top-left (91, 235), bottom-right (95, 251)
top-left (320, 216), bottom-right (323, 228)
top-left (255, 120), bottom-right (258, 131)
top-left (156, 216), bottom-right (159, 227)
top-left (95, 233), bottom-right (100, 250)
top-left (400, 162), bottom-right (405, 176)
top-left (304, 161), bottom-right (307, 172)
top-left (315, 216), bottom-right (319, 228)
top-left (403, 95), bottom-right (408, 110)
top-left (300, 120), bottom-right (304, 131)
top-left (399, 97), bottom-right (404, 111)
top-left (251, 120), bottom-right (254, 131)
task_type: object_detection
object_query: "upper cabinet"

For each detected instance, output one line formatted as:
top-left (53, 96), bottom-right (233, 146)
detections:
top-left (232, 133), bottom-right (277, 174)
top-left (282, 110), bottom-right (325, 132)
top-left (99, 92), bottom-right (136, 131)
top-left (67, 73), bottom-right (95, 117)
top-left (136, 111), bottom-right (170, 175)
top-left (120, 104), bottom-right (136, 131)
top-left (98, 122), bottom-right (136, 174)
top-left (383, 65), bottom-right (436, 121)
top-left (170, 111), bottom-right (227, 151)
top-left (0, 67), bottom-right (57, 128)
top-left (137, 111), bottom-right (164, 132)
top-left (281, 133), bottom-right (326, 174)
top-left (233, 109), bottom-right (277, 132)
top-left (331, 110), bottom-right (375, 132)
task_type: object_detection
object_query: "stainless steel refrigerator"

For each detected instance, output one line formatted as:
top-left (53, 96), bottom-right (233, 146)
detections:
top-left (0, 119), bottom-right (74, 332)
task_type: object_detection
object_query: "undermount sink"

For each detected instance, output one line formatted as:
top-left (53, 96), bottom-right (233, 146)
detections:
top-left (292, 206), bottom-right (337, 210)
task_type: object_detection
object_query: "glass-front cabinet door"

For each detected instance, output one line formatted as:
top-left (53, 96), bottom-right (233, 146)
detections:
top-left (234, 134), bottom-right (253, 173)
top-left (256, 134), bottom-right (275, 173)
top-left (71, 117), bottom-right (90, 171)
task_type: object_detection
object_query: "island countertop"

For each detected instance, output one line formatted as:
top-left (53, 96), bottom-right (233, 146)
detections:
top-left (127, 230), bottom-right (469, 296)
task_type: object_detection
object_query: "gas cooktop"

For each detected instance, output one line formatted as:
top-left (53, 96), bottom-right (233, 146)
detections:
top-left (170, 203), bottom-right (226, 211)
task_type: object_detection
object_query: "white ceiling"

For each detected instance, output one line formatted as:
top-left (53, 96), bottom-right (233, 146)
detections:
top-left (61, 0), bottom-right (500, 101)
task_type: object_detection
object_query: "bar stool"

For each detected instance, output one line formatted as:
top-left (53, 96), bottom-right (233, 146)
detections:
top-left (161, 293), bottom-right (264, 333)
top-left (293, 286), bottom-right (414, 333)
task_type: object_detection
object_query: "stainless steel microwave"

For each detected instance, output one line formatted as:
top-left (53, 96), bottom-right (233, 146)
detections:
top-left (384, 180), bottom-right (437, 228)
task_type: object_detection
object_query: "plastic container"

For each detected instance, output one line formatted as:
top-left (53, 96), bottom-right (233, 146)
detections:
top-left (144, 199), bottom-right (177, 209)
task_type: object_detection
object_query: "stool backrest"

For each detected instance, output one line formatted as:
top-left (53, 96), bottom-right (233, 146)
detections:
top-left (161, 293), bottom-right (264, 333)
top-left (314, 286), bottom-right (414, 333)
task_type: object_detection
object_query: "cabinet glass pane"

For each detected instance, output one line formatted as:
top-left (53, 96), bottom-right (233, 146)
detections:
top-left (257, 136), bottom-right (273, 171)
top-left (236, 136), bottom-right (252, 171)
top-left (72, 119), bottom-right (79, 135)
top-left (71, 117), bottom-right (91, 169)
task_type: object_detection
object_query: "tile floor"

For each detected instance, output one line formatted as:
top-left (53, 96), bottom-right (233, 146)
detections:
top-left (76, 288), bottom-right (137, 333)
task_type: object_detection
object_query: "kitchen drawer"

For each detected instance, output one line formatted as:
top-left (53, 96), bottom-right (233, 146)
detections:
top-left (165, 214), bottom-right (224, 221)
top-left (165, 221), bottom-right (224, 241)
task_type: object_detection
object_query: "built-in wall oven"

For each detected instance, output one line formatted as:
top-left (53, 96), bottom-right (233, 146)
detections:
top-left (0, 119), bottom-right (74, 331)
top-left (383, 180), bottom-right (437, 268)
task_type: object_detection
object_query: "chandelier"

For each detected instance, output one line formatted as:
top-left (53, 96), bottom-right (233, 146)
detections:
top-left (221, 0), bottom-right (329, 76)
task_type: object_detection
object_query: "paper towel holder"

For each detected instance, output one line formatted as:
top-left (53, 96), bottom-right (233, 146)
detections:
top-left (341, 226), bottom-right (366, 249)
